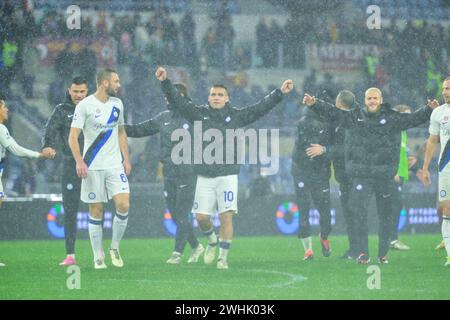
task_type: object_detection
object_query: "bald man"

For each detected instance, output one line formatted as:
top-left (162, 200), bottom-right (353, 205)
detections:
top-left (303, 88), bottom-right (438, 264)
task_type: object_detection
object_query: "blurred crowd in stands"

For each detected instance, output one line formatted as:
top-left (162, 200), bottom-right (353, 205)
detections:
top-left (0, 0), bottom-right (445, 195)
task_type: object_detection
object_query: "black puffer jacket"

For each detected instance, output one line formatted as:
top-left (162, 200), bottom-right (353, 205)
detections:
top-left (291, 108), bottom-right (331, 181)
top-left (161, 79), bottom-right (284, 178)
top-left (42, 92), bottom-right (84, 160)
top-left (310, 100), bottom-right (432, 180)
top-left (125, 108), bottom-right (194, 178)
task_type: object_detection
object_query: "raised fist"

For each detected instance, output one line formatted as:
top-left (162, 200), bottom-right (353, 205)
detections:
top-left (280, 80), bottom-right (293, 94)
top-left (155, 67), bottom-right (167, 82)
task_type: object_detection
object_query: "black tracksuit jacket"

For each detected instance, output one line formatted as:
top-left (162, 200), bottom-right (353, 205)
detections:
top-left (310, 100), bottom-right (433, 180)
top-left (42, 93), bottom-right (84, 162)
top-left (161, 79), bottom-right (284, 178)
top-left (291, 109), bottom-right (331, 181)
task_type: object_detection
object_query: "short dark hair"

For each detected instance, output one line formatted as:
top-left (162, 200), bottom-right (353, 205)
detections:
top-left (174, 83), bottom-right (188, 97)
top-left (96, 68), bottom-right (117, 87)
top-left (211, 84), bottom-right (229, 95)
top-left (71, 76), bottom-right (88, 86)
top-left (336, 90), bottom-right (355, 109)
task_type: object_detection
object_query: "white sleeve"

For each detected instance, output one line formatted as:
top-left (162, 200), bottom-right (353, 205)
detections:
top-left (118, 100), bottom-right (125, 125)
top-left (429, 109), bottom-right (440, 136)
top-left (71, 102), bottom-right (86, 129)
top-left (0, 124), bottom-right (13, 149)
top-left (7, 138), bottom-right (40, 158)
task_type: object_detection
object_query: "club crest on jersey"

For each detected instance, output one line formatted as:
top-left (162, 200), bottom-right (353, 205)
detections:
top-left (110, 106), bottom-right (120, 122)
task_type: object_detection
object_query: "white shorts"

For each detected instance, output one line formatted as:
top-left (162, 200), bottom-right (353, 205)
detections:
top-left (193, 175), bottom-right (238, 215)
top-left (81, 167), bottom-right (129, 203)
top-left (438, 170), bottom-right (450, 202)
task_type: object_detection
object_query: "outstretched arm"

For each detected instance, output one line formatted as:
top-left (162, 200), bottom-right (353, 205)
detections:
top-left (235, 80), bottom-right (293, 126)
top-left (125, 113), bottom-right (162, 138)
top-left (0, 124), bottom-right (54, 159)
top-left (303, 93), bottom-right (353, 127)
top-left (7, 139), bottom-right (54, 159)
top-left (156, 67), bottom-right (203, 122)
top-left (396, 99), bottom-right (438, 131)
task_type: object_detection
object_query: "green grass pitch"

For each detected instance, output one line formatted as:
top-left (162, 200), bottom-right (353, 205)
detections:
top-left (0, 234), bottom-right (449, 300)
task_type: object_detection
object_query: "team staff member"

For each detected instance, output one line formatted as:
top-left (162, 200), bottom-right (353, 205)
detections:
top-left (291, 106), bottom-right (332, 261)
top-left (304, 88), bottom-right (438, 264)
top-left (43, 76), bottom-right (88, 266)
top-left (308, 90), bottom-right (358, 259)
top-left (0, 99), bottom-right (55, 266)
top-left (156, 66), bottom-right (293, 269)
top-left (125, 83), bottom-right (204, 264)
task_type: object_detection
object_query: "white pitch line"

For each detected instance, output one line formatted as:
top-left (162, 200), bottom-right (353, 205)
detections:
top-left (100, 269), bottom-right (307, 288)
top-left (249, 269), bottom-right (308, 288)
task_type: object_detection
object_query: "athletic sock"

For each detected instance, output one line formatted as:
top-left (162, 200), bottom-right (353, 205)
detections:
top-left (218, 239), bottom-right (232, 261)
top-left (111, 211), bottom-right (128, 250)
top-left (203, 227), bottom-right (218, 246)
top-left (301, 236), bottom-right (312, 251)
top-left (88, 216), bottom-right (103, 262)
top-left (442, 217), bottom-right (450, 257)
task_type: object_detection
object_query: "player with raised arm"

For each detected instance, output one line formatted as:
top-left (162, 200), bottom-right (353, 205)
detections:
top-left (68, 69), bottom-right (131, 269)
top-left (125, 83), bottom-right (204, 264)
top-left (156, 66), bottom-right (293, 269)
top-left (303, 88), bottom-right (438, 264)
